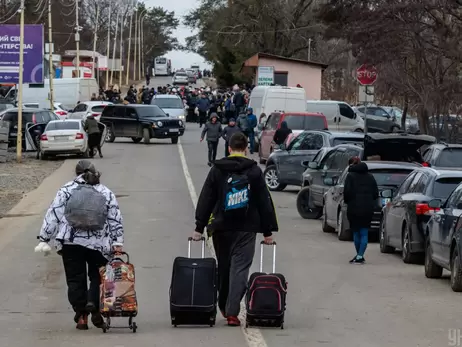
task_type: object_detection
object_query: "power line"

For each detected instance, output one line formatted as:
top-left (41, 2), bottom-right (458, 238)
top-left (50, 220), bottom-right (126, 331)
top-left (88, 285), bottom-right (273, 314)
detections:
top-left (202, 24), bottom-right (319, 35)
top-left (0, 3), bottom-right (20, 23)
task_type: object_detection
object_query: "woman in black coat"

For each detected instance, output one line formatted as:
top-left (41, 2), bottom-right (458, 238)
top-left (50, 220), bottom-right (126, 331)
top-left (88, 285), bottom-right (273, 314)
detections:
top-left (343, 161), bottom-right (378, 264)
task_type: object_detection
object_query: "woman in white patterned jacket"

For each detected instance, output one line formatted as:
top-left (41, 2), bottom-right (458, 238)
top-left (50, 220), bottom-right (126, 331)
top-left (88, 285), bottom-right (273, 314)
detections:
top-left (35, 160), bottom-right (124, 330)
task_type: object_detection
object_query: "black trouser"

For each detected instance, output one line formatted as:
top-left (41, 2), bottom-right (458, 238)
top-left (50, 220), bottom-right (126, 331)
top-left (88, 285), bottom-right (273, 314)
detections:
top-left (207, 140), bottom-right (218, 163)
top-left (199, 111), bottom-right (207, 127)
top-left (88, 133), bottom-right (102, 157)
top-left (212, 232), bottom-right (256, 317)
top-left (225, 141), bottom-right (230, 157)
top-left (61, 245), bottom-right (108, 315)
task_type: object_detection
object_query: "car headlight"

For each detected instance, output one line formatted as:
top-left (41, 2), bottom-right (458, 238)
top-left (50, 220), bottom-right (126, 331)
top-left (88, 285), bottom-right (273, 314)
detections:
top-left (179, 115), bottom-right (185, 120)
top-left (157, 121), bottom-right (163, 127)
top-left (179, 120), bottom-right (183, 126)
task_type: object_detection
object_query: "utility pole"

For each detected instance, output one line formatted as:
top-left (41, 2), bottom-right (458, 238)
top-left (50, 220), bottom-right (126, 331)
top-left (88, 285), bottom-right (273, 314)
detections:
top-left (125, 5), bottom-right (136, 85)
top-left (17, 0), bottom-right (25, 162)
top-left (308, 38), bottom-right (312, 61)
top-left (119, 15), bottom-right (123, 88)
top-left (105, 4), bottom-right (111, 89)
top-left (133, 10), bottom-right (137, 82)
top-left (92, 4), bottom-right (99, 81)
top-left (110, 12), bottom-right (119, 85)
top-left (138, 15), bottom-right (143, 81)
top-left (141, 16), bottom-right (145, 78)
top-left (47, 0), bottom-right (54, 110)
top-left (75, 0), bottom-right (80, 77)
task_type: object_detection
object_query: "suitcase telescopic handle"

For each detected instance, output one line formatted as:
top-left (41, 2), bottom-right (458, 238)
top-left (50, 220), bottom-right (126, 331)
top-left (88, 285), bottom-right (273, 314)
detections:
top-left (260, 241), bottom-right (276, 273)
top-left (111, 251), bottom-right (130, 264)
top-left (187, 236), bottom-right (206, 258)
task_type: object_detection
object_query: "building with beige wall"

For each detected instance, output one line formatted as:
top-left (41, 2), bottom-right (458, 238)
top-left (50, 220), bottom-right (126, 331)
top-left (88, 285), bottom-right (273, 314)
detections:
top-left (241, 52), bottom-right (328, 100)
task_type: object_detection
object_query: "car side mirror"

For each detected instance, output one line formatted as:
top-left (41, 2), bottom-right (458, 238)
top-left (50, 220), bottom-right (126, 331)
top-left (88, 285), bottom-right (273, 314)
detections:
top-left (301, 160), bottom-right (309, 167)
top-left (308, 161), bottom-right (318, 169)
top-left (380, 189), bottom-right (393, 198)
top-left (166, 113), bottom-right (170, 116)
top-left (428, 199), bottom-right (442, 209)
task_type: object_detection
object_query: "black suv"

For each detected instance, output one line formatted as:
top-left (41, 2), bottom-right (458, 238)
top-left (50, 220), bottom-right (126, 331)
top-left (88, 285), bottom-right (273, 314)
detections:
top-left (100, 104), bottom-right (185, 144)
top-left (421, 143), bottom-right (462, 169)
top-left (2, 108), bottom-right (58, 147)
top-left (297, 132), bottom-right (436, 219)
top-left (264, 130), bottom-right (364, 191)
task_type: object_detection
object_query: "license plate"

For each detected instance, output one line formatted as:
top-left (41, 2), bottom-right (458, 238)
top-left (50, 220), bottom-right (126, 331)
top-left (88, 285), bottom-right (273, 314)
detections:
top-left (55, 136), bottom-right (68, 141)
top-left (169, 128), bottom-right (179, 132)
top-left (381, 198), bottom-right (390, 206)
top-left (10, 132), bottom-right (16, 136)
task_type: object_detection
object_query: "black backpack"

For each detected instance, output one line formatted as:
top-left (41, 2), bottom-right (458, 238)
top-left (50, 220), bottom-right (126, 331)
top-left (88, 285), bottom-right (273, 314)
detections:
top-left (222, 171), bottom-right (250, 218)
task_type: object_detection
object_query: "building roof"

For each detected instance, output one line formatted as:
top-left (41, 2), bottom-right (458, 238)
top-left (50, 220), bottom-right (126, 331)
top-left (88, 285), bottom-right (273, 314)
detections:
top-left (242, 52), bottom-right (328, 71)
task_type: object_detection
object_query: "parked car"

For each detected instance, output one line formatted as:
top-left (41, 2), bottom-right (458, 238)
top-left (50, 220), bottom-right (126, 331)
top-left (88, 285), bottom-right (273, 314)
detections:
top-left (323, 161), bottom-right (419, 241)
top-left (67, 101), bottom-right (112, 121)
top-left (297, 132), bottom-right (436, 220)
top-left (100, 104), bottom-right (185, 144)
top-left (2, 108), bottom-right (58, 148)
top-left (306, 100), bottom-right (364, 132)
top-left (353, 105), bottom-right (401, 133)
top-left (264, 131), bottom-right (364, 191)
top-left (172, 71), bottom-right (189, 85)
top-left (380, 168), bottom-right (462, 263)
top-left (185, 69), bottom-right (197, 83)
top-left (424, 182), bottom-right (462, 291)
top-left (381, 106), bottom-right (420, 133)
top-left (421, 143), bottom-right (462, 169)
top-left (258, 112), bottom-right (328, 163)
top-left (38, 119), bottom-right (106, 160)
top-left (151, 94), bottom-right (186, 123)
top-left (53, 102), bottom-right (69, 119)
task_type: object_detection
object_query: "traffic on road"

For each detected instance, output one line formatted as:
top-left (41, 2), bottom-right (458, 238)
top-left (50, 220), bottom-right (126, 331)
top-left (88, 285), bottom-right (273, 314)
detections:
top-left (0, 73), bottom-right (461, 347)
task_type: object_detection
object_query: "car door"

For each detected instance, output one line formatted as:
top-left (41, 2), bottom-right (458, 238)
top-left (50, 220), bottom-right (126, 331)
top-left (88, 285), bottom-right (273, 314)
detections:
top-left (326, 167), bottom-right (349, 222)
top-left (261, 113), bottom-right (280, 159)
top-left (388, 172), bottom-right (422, 247)
top-left (72, 103), bottom-right (88, 119)
top-left (310, 149), bottom-right (339, 206)
top-left (112, 106), bottom-right (126, 136)
top-left (433, 186), bottom-right (462, 263)
top-left (124, 107), bottom-right (140, 137)
top-left (279, 133), bottom-right (323, 185)
top-left (338, 103), bottom-right (356, 131)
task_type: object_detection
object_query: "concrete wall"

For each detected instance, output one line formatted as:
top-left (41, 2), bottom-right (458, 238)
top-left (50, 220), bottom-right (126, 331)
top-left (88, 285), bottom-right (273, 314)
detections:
top-left (255, 57), bottom-right (323, 100)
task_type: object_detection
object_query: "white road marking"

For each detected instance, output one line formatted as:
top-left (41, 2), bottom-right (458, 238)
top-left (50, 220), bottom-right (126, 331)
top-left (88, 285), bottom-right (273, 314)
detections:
top-left (177, 140), bottom-right (269, 347)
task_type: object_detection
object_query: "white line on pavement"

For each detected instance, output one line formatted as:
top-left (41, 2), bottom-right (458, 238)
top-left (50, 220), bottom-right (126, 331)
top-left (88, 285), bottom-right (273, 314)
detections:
top-left (177, 140), bottom-right (269, 347)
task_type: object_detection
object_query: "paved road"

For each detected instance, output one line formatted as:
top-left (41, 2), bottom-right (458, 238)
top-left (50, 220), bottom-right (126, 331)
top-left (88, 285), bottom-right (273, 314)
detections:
top-left (0, 124), bottom-right (460, 346)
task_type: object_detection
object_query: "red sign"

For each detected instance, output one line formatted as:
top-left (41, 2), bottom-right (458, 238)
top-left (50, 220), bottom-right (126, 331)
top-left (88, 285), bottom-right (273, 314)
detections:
top-left (356, 64), bottom-right (378, 85)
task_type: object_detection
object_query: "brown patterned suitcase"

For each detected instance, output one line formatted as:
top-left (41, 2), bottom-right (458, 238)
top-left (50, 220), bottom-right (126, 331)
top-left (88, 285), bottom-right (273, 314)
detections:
top-left (99, 252), bottom-right (138, 333)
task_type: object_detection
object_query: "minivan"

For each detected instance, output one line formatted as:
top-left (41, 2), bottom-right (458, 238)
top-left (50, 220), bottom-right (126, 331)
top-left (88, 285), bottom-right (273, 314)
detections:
top-left (306, 100), bottom-right (364, 132)
top-left (250, 86), bottom-right (307, 120)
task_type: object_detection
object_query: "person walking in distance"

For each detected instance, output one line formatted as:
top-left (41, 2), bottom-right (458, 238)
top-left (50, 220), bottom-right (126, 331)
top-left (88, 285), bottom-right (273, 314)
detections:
top-left (273, 121), bottom-right (292, 148)
top-left (35, 160), bottom-right (124, 330)
top-left (192, 132), bottom-right (278, 326)
top-left (221, 118), bottom-right (241, 156)
top-left (197, 93), bottom-right (210, 128)
top-left (245, 107), bottom-right (257, 154)
top-left (232, 86), bottom-right (245, 118)
top-left (84, 114), bottom-right (103, 158)
top-left (200, 113), bottom-right (222, 166)
top-left (343, 158), bottom-right (378, 264)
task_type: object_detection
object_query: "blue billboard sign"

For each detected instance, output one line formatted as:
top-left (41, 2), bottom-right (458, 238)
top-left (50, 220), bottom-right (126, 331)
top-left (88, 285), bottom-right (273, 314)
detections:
top-left (0, 24), bottom-right (44, 84)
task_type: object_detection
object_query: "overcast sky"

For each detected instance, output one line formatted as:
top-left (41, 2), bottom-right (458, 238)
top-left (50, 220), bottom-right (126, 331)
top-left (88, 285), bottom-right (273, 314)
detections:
top-left (145, 0), bottom-right (211, 70)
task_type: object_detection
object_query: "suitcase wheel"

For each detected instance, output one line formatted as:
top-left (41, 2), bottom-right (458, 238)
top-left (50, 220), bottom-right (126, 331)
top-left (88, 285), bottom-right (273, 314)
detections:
top-left (280, 323), bottom-right (284, 330)
top-left (131, 322), bottom-right (137, 333)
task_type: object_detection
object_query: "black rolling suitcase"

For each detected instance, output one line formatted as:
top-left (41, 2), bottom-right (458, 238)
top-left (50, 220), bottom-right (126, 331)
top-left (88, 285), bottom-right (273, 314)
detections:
top-left (170, 237), bottom-right (217, 327)
top-left (245, 241), bottom-right (287, 329)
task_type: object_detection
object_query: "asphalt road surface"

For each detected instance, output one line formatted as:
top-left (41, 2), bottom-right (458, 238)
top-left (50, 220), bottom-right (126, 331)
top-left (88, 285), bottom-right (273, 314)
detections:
top-left (0, 117), bottom-right (460, 346)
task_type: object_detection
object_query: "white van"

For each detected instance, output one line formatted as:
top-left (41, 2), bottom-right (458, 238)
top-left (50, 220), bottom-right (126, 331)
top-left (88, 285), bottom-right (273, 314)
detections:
top-left (306, 100), bottom-right (364, 132)
top-left (5, 78), bottom-right (99, 110)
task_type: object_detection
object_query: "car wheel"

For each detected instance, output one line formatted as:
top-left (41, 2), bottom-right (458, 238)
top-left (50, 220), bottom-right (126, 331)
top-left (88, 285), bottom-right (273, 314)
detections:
top-left (83, 148), bottom-right (90, 158)
top-left (39, 151), bottom-right (48, 160)
top-left (391, 126), bottom-right (399, 133)
top-left (131, 137), bottom-right (142, 143)
top-left (402, 223), bottom-right (419, 264)
top-left (424, 240), bottom-right (443, 278)
top-left (322, 204), bottom-right (335, 233)
top-left (171, 137), bottom-right (179, 144)
top-left (380, 218), bottom-right (395, 253)
top-left (451, 247), bottom-right (462, 292)
top-left (106, 127), bottom-right (116, 143)
top-left (337, 209), bottom-right (351, 241)
top-left (264, 165), bottom-right (286, 191)
top-left (296, 186), bottom-right (322, 219)
top-left (354, 128), bottom-right (363, 132)
top-left (143, 128), bottom-right (150, 144)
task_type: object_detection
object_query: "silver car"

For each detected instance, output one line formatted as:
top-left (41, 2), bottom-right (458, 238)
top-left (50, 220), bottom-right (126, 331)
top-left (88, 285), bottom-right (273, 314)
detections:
top-left (172, 72), bottom-right (189, 85)
top-left (151, 94), bottom-right (186, 126)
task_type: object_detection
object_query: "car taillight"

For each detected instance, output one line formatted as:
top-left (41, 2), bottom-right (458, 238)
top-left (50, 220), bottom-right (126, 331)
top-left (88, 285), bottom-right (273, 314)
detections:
top-left (422, 162), bottom-right (430, 167)
top-left (75, 133), bottom-right (84, 139)
top-left (92, 113), bottom-right (99, 117)
top-left (40, 134), bottom-right (47, 141)
top-left (416, 203), bottom-right (440, 215)
top-left (56, 111), bottom-right (66, 116)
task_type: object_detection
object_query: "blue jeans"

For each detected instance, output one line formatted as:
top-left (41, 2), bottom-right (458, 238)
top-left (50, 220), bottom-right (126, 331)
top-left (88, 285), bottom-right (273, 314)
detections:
top-left (353, 228), bottom-right (368, 258)
top-left (247, 131), bottom-right (255, 153)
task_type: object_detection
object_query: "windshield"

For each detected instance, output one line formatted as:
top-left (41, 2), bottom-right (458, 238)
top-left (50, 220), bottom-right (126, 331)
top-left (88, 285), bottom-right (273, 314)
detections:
top-left (284, 115), bottom-right (325, 130)
top-left (155, 57), bottom-right (167, 64)
top-left (91, 105), bottom-right (108, 113)
top-left (46, 121), bottom-right (80, 130)
top-left (137, 106), bottom-right (167, 118)
top-left (434, 177), bottom-right (462, 199)
top-left (436, 149), bottom-right (462, 167)
top-left (152, 98), bottom-right (183, 109)
top-left (333, 138), bottom-right (364, 146)
top-left (370, 169), bottom-right (414, 187)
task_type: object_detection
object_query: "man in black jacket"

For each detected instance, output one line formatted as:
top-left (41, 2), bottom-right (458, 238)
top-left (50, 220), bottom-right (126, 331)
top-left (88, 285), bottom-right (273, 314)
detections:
top-left (192, 132), bottom-right (278, 327)
top-left (343, 160), bottom-right (378, 264)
